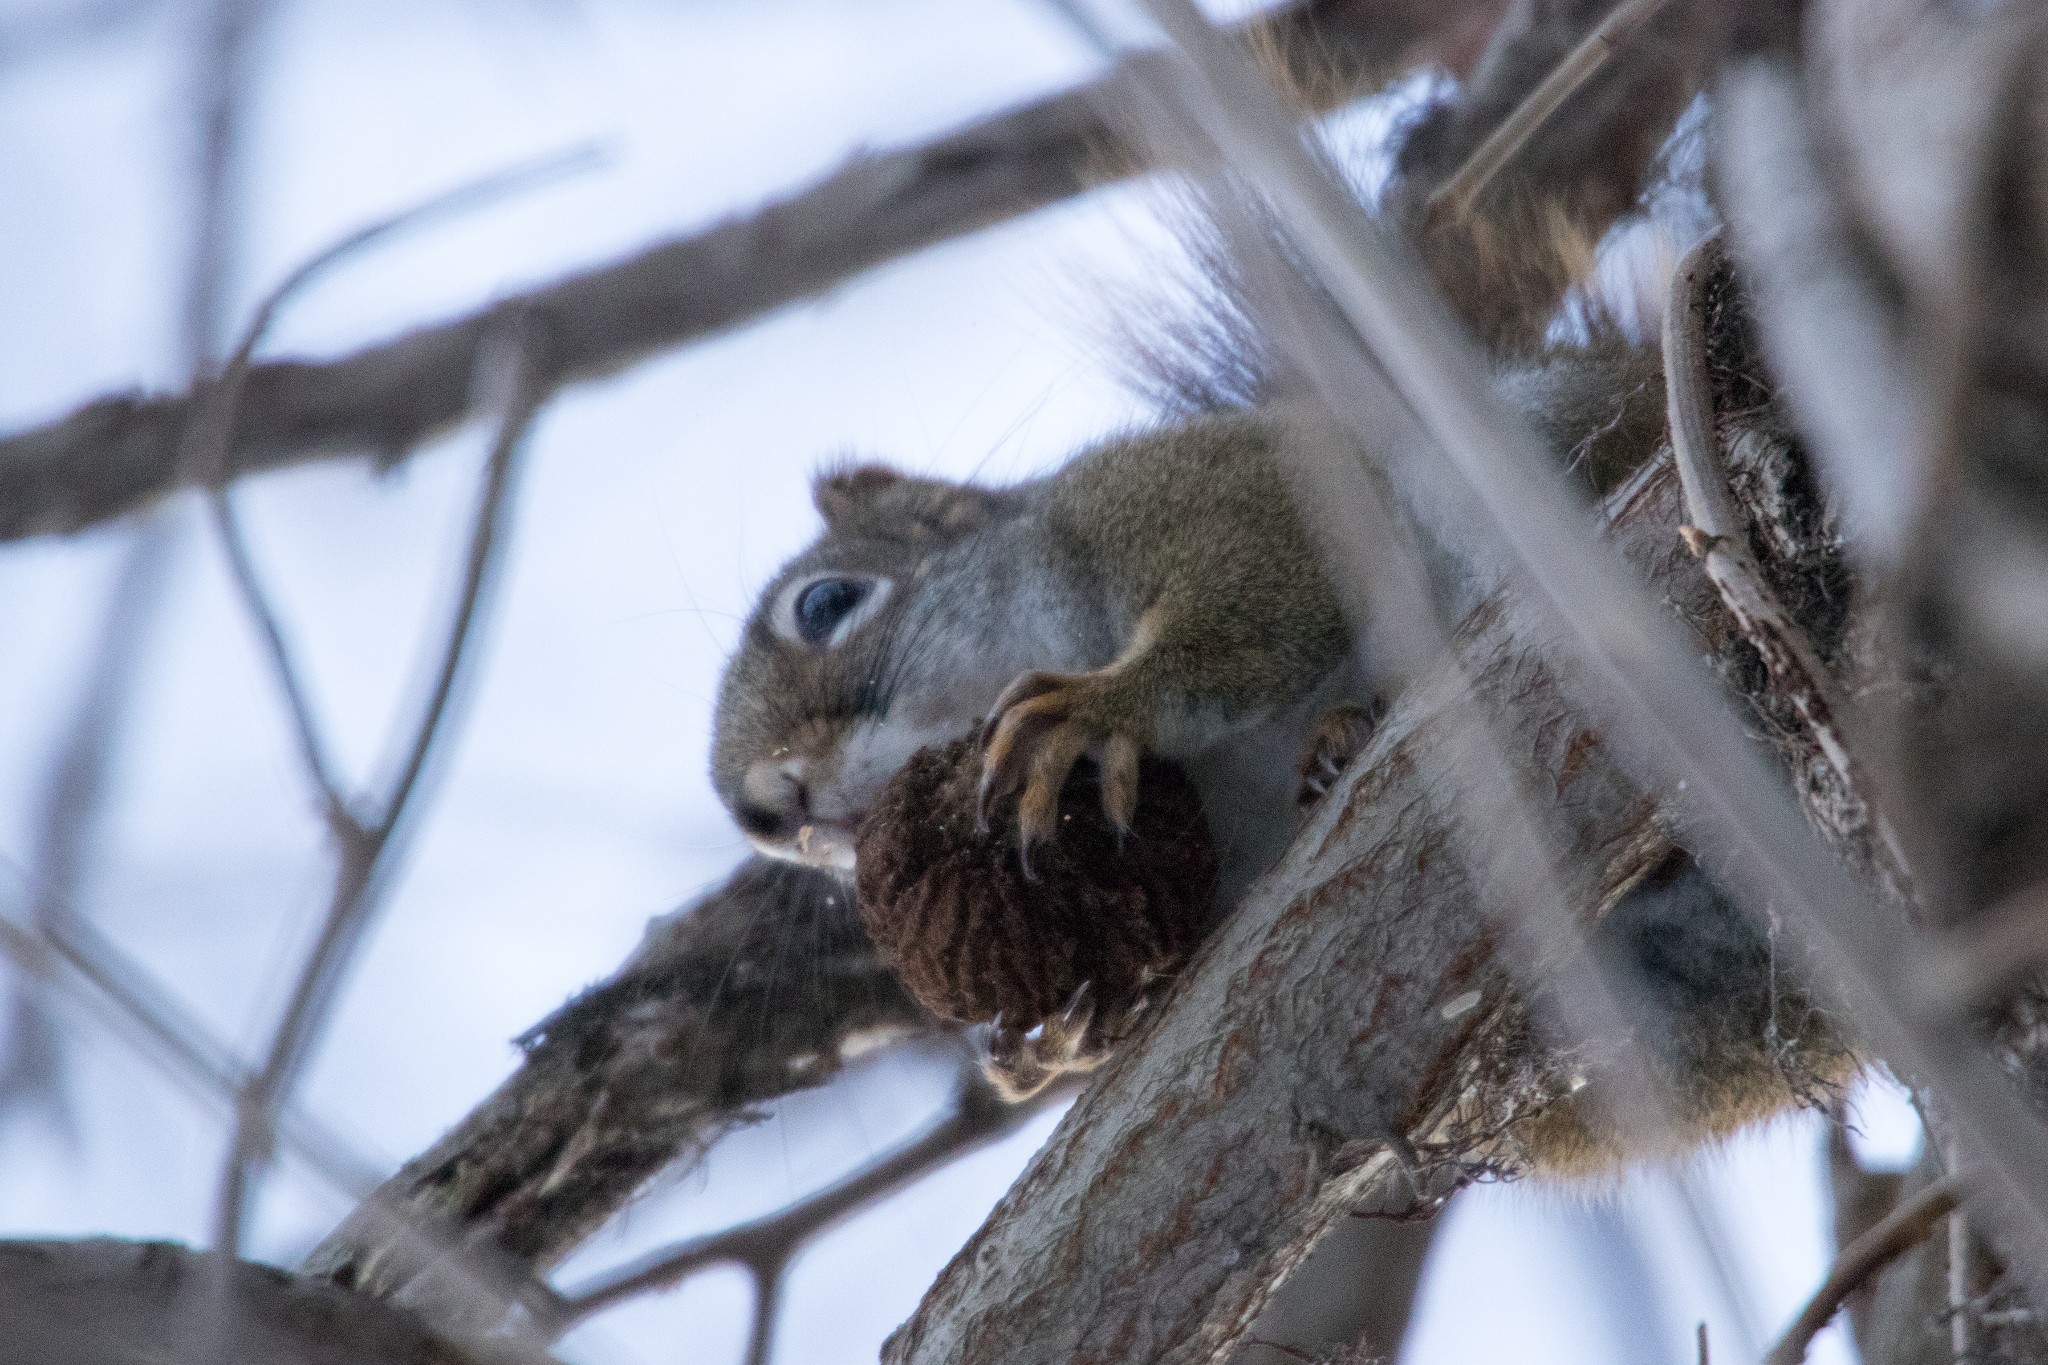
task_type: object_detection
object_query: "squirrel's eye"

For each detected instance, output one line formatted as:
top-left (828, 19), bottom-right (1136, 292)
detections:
top-left (792, 577), bottom-right (871, 645)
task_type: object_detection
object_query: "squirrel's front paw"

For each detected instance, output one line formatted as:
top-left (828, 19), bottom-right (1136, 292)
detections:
top-left (979, 669), bottom-right (1144, 863)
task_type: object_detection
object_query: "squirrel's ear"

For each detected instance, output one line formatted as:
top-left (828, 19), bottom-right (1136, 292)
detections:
top-left (812, 462), bottom-right (1008, 542)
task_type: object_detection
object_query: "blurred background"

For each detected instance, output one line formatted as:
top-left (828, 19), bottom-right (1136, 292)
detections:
top-left (0, 0), bottom-right (1923, 1360)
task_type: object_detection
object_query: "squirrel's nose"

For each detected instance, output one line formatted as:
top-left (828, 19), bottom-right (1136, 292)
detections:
top-left (737, 756), bottom-right (810, 839)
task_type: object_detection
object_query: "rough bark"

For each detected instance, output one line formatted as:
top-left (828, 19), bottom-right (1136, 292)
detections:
top-left (0, 0), bottom-right (1506, 546)
top-left (301, 858), bottom-right (930, 1330)
top-left (0, 1239), bottom-right (473, 1365)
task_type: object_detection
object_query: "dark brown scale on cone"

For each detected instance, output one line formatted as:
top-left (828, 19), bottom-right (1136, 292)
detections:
top-left (854, 737), bottom-right (1217, 1032)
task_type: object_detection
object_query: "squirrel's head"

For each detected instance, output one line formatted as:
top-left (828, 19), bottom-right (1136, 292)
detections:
top-left (710, 461), bottom-right (1031, 874)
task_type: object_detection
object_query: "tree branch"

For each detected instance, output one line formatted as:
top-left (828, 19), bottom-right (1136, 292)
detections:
top-left (1662, 232), bottom-right (1912, 900)
top-left (0, 1239), bottom-right (477, 1365)
top-left (1767, 1172), bottom-right (1968, 1365)
top-left (1421, 0), bottom-right (1675, 228)
top-left (0, 0), bottom-right (1504, 546)
top-left (214, 327), bottom-right (548, 1256)
top-left (301, 857), bottom-right (934, 1335)
top-left (545, 1070), bottom-right (1068, 1334)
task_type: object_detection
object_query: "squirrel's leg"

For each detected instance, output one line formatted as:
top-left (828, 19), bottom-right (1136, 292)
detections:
top-left (981, 600), bottom-right (1315, 853)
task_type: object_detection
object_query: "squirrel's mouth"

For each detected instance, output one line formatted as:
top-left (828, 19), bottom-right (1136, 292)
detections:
top-left (746, 820), bottom-right (859, 874)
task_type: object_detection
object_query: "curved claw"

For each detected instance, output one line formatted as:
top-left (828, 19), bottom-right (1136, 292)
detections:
top-left (978, 684), bottom-right (1069, 829)
top-left (1101, 733), bottom-right (1142, 839)
top-left (1016, 723), bottom-right (1092, 852)
top-left (981, 982), bottom-right (1102, 1101)
top-left (978, 668), bottom-right (1148, 864)
top-left (1295, 700), bottom-right (1387, 809)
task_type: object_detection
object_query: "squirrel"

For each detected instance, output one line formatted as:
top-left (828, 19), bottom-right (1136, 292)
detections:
top-left (705, 351), bottom-right (1857, 1167)
top-left (709, 340), bottom-right (1665, 901)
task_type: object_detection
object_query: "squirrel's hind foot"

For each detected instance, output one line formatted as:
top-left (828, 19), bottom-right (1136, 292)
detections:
top-left (1296, 699), bottom-right (1388, 808)
top-left (981, 985), bottom-right (1107, 1101)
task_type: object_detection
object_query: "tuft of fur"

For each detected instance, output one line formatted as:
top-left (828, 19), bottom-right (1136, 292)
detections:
top-left (1503, 855), bottom-right (1857, 1177)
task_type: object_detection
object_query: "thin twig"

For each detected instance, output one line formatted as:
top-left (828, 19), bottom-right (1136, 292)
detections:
top-left (743, 1270), bottom-right (784, 1365)
top-left (1661, 231), bottom-right (1915, 901)
top-left (213, 329), bottom-right (550, 1257)
top-left (0, 521), bottom-right (176, 1131)
top-left (1766, 1172), bottom-right (1969, 1365)
top-left (1423, 0), bottom-right (1673, 226)
top-left (552, 1074), bottom-right (1065, 1332)
top-left (203, 146), bottom-right (604, 831)
top-left (207, 501), bottom-right (357, 830)
top-left (0, 887), bottom-right (383, 1197)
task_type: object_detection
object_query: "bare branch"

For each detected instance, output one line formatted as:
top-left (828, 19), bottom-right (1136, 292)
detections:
top-left (302, 857), bottom-right (933, 1337)
top-left (0, 0), bottom-right (266, 1136)
top-left (1662, 232), bottom-right (1913, 899)
top-left (549, 1071), bottom-right (1067, 1333)
top-left (0, 1239), bottom-right (477, 1365)
top-left (0, 522), bottom-right (175, 1131)
top-left (0, 0), bottom-right (1503, 545)
top-left (1767, 1172), bottom-right (1969, 1365)
top-left (1389, 0), bottom-right (1717, 349)
top-left (202, 148), bottom-right (605, 829)
top-left (214, 332), bottom-right (549, 1257)
top-left (0, 893), bottom-right (384, 1198)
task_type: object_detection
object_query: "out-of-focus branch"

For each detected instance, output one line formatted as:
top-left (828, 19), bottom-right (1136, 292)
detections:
top-left (1721, 3), bottom-right (2048, 1341)
top-left (1422, 0), bottom-right (1673, 227)
top-left (1767, 1173), bottom-right (1968, 1365)
top-left (546, 1070), bottom-right (1069, 1337)
top-left (0, 0), bottom-right (1505, 545)
top-left (213, 331), bottom-right (548, 1257)
top-left (0, 898), bottom-right (384, 1198)
top-left (302, 857), bottom-right (934, 1338)
top-left (1391, 0), bottom-right (1722, 350)
top-left (0, 1239), bottom-right (475, 1365)
top-left (201, 148), bottom-right (603, 832)
top-left (0, 525), bottom-right (174, 1132)
top-left (0, 0), bottom-right (267, 1136)
top-left (1917, 882), bottom-right (2048, 1016)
